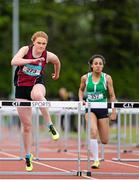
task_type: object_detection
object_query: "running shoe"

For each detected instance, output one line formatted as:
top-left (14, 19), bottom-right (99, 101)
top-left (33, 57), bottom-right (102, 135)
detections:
top-left (49, 124), bottom-right (60, 141)
top-left (91, 160), bottom-right (100, 169)
top-left (25, 154), bottom-right (33, 172)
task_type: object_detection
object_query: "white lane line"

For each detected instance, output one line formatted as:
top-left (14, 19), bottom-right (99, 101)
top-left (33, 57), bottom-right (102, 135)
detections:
top-left (106, 159), bottom-right (139, 169)
top-left (0, 151), bottom-right (97, 179)
top-left (66, 151), bottom-right (139, 169)
top-left (0, 151), bottom-right (19, 157)
top-left (0, 151), bottom-right (70, 172)
top-left (3, 150), bottom-right (138, 178)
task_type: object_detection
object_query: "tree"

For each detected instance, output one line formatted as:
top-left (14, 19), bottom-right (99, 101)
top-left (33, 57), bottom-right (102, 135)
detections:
top-left (0, 1), bottom-right (12, 98)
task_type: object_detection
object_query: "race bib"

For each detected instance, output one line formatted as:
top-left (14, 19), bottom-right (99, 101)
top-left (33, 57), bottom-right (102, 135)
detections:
top-left (23, 64), bottom-right (42, 76)
top-left (87, 93), bottom-right (103, 101)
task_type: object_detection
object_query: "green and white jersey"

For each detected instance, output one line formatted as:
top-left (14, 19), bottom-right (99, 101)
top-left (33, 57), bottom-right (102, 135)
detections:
top-left (85, 72), bottom-right (107, 102)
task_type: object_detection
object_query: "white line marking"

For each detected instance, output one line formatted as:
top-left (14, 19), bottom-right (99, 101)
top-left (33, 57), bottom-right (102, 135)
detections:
top-left (1, 149), bottom-right (139, 178)
top-left (0, 151), bottom-right (96, 179)
top-left (66, 151), bottom-right (139, 169)
top-left (106, 159), bottom-right (139, 169)
top-left (0, 151), bottom-right (70, 172)
top-left (0, 151), bottom-right (18, 158)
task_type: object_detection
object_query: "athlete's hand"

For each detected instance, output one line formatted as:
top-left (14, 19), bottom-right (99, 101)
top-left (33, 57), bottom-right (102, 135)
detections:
top-left (31, 57), bottom-right (45, 64)
top-left (80, 100), bottom-right (86, 106)
top-left (51, 73), bottom-right (59, 80)
top-left (109, 112), bottom-right (117, 121)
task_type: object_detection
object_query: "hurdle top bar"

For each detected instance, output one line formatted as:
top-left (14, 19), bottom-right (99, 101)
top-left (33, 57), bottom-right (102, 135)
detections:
top-left (0, 101), bottom-right (139, 109)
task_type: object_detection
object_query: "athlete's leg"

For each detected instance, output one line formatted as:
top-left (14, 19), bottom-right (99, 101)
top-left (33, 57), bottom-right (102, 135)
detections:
top-left (85, 113), bottom-right (100, 168)
top-left (31, 84), bottom-right (52, 124)
top-left (31, 84), bottom-right (59, 140)
top-left (85, 112), bottom-right (98, 139)
top-left (98, 117), bottom-right (109, 144)
top-left (16, 99), bottom-right (32, 154)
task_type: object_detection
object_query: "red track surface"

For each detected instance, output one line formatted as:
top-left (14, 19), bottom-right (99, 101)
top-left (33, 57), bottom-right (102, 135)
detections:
top-left (0, 133), bottom-right (139, 179)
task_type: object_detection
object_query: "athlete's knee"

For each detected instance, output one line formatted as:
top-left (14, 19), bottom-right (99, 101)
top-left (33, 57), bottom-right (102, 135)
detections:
top-left (90, 129), bottom-right (98, 139)
top-left (101, 138), bottom-right (109, 144)
top-left (22, 122), bottom-right (32, 133)
top-left (31, 92), bottom-right (44, 101)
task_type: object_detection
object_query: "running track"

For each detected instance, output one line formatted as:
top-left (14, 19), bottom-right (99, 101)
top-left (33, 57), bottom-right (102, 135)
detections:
top-left (0, 136), bottom-right (139, 179)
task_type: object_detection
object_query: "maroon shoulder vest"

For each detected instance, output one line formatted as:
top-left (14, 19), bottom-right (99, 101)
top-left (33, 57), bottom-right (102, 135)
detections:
top-left (14, 45), bottom-right (47, 86)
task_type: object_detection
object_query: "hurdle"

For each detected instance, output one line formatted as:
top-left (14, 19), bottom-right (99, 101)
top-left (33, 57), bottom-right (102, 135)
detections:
top-left (112, 108), bottom-right (139, 162)
top-left (81, 102), bottom-right (139, 176)
top-left (34, 107), bottom-right (83, 160)
top-left (0, 101), bottom-right (139, 176)
top-left (0, 101), bottom-right (83, 176)
top-left (0, 101), bottom-right (104, 162)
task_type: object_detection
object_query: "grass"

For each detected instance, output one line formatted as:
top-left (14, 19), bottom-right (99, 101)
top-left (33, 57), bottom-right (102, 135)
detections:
top-left (58, 124), bottom-right (139, 146)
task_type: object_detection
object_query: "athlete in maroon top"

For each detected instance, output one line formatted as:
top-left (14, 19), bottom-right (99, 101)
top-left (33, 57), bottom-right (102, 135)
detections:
top-left (11, 31), bottom-right (61, 172)
top-left (14, 45), bottom-right (47, 86)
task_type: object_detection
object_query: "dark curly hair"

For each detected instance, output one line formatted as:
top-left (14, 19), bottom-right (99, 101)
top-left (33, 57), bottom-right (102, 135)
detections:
top-left (88, 54), bottom-right (105, 65)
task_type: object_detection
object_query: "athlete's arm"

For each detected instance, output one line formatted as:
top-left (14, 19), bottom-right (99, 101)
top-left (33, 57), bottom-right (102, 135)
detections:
top-left (107, 75), bottom-right (117, 120)
top-left (47, 51), bottom-right (61, 80)
top-left (78, 75), bottom-right (87, 102)
top-left (11, 46), bottom-right (45, 66)
top-left (107, 75), bottom-right (116, 102)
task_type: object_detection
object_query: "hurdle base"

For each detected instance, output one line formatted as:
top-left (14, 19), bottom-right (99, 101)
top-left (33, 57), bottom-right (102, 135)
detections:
top-left (77, 171), bottom-right (82, 176)
top-left (86, 171), bottom-right (91, 176)
top-left (112, 157), bottom-right (139, 162)
top-left (0, 157), bottom-right (23, 161)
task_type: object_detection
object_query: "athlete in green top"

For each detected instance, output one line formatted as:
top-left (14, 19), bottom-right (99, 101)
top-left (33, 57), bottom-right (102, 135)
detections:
top-left (86, 72), bottom-right (107, 102)
top-left (79, 54), bottom-right (117, 169)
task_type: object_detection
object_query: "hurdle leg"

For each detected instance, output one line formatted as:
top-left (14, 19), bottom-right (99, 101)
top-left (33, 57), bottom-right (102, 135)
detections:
top-left (76, 102), bottom-right (82, 176)
top-left (86, 102), bottom-right (91, 176)
top-left (112, 109), bottom-right (121, 161)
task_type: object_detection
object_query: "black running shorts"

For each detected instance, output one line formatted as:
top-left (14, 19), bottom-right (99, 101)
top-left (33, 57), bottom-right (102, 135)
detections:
top-left (85, 108), bottom-right (108, 119)
top-left (15, 86), bottom-right (33, 100)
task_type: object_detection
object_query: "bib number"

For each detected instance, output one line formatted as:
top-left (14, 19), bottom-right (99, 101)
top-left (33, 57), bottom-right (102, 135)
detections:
top-left (87, 93), bottom-right (103, 100)
top-left (23, 64), bottom-right (42, 76)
